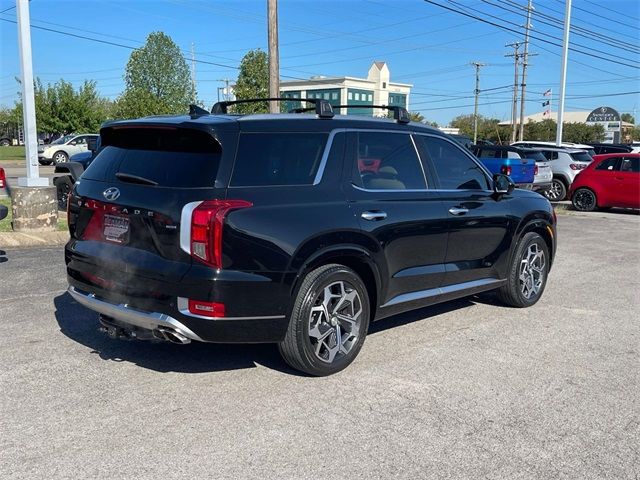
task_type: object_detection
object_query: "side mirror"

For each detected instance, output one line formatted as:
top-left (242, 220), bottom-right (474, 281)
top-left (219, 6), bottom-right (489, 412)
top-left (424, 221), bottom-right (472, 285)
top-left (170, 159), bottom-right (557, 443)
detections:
top-left (493, 173), bottom-right (514, 195)
top-left (87, 137), bottom-right (98, 152)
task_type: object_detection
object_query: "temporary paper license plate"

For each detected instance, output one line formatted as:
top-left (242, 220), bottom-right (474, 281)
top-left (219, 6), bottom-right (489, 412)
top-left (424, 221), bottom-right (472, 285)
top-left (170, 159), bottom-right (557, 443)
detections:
top-left (103, 214), bottom-right (130, 244)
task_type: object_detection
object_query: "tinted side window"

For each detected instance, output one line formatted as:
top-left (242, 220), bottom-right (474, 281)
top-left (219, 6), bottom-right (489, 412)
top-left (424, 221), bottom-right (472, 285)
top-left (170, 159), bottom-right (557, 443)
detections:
top-left (231, 132), bottom-right (328, 186)
top-left (594, 157), bottom-right (620, 171)
top-left (542, 151), bottom-right (558, 161)
top-left (353, 132), bottom-right (426, 190)
top-left (420, 136), bottom-right (490, 190)
top-left (621, 157), bottom-right (639, 172)
top-left (478, 149), bottom-right (497, 158)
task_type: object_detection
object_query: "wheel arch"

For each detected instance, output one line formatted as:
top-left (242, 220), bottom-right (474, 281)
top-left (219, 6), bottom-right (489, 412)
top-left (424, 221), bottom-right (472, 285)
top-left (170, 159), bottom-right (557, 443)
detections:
top-left (513, 214), bottom-right (555, 269)
top-left (291, 245), bottom-right (382, 318)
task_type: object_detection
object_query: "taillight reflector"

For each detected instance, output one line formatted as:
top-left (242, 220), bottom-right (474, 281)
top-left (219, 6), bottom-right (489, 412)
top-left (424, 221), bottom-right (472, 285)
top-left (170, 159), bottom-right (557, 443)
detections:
top-left (501, 165), bottom-right (512, 176)
top-left (190, 200), bottom-right (252, 269)
top-left (188, 299), bottom-right (225, 318)
top-left (534, 164), bottom-right (539, 175)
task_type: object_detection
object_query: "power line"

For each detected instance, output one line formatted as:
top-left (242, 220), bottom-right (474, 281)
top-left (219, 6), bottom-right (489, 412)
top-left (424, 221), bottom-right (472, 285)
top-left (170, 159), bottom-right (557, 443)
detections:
top-left (552, 0), bottom-right (639, 31)
top-left (583, 0), bottom-right (640, 22)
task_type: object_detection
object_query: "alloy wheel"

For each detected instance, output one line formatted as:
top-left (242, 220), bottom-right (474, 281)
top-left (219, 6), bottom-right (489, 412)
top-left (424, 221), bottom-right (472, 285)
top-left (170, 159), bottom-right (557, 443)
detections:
top-left (519, 243), bottom-right (545, 300)
top-left (308, 280), bottom-right (362, 364)
top-left (573, 189), bottom-right (596, 211)
top-left (546, 180), bottom-right (564, 201)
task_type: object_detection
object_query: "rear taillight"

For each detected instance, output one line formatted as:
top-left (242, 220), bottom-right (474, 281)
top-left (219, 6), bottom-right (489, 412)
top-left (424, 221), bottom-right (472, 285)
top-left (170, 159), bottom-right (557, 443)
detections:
top-left (190, 200), bottom-right (252, 269)
top-left (501, 165), bottom-right (512, 176)
top-left (534, 164), bottom-right (539, 175)
top-left (569, 163), bottom-right (587, 170)
top-left (0, 167), bottom-right (5, 189)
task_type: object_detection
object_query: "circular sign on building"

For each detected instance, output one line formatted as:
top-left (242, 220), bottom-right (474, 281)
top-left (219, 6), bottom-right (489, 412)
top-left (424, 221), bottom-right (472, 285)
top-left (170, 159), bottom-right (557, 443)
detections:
top-left (586, 106), bottom-right (621, 144)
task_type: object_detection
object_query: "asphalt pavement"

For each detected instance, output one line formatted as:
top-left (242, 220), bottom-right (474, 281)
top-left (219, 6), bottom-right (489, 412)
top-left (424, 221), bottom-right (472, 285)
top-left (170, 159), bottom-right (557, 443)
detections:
top-left (1, 213), bottom-right (638, 479)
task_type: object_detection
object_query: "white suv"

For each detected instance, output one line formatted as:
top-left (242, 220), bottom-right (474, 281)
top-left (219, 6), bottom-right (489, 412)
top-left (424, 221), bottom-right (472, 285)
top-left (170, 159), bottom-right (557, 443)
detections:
top-left (537, 147), bottom-right (593, 201)
top-left (38, 134), bottom-right (99, 165)
top-left (512, 141), bottom-right (596, 158)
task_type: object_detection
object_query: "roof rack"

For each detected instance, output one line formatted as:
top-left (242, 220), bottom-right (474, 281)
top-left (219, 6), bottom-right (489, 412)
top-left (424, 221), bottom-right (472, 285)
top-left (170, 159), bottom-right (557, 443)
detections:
top-left (293, 104), bottom-right (411, 124)
top-left (211, 98), bottom-right (334, 118)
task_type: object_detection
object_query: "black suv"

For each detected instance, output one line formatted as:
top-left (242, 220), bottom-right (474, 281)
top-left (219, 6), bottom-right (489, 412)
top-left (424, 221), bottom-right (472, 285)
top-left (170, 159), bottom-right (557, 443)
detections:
top-left (65, 100), bottom-right (556, 376)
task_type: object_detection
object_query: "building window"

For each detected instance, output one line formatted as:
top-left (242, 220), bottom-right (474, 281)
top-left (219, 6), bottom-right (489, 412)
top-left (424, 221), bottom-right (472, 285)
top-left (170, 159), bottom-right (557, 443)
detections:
top-left (368, 94), bottom-right (373, 101)
top-left (331, 92), bottom-right (338, 100)
top-left (348, 92), bottom-right (353, 100)
top-left (382, 82), bottom-right (387, 89)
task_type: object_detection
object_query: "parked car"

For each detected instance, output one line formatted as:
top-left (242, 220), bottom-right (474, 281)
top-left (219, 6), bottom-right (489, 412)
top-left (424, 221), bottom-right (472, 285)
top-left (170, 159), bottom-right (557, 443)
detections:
top-left (471, 145), bottom-right (538, 190)
top-left (449, 134), bottom-right (473, 150)
top-left (65, 100), bottom-right (556, 376)
top-left (38, 134), bottom-right (99, 165)
top-left (536, 147), bottom-right (593, 201)
top-left (0, 167), bottom-right (7, 220)
top-left (53, 136), bottom-right (101, 209)
top-left (569, 153), bottom-right (640, 211)
top-left (630, 142), bottom-right (640, 154)
top-left (512, 141), bottom-right (596, 158)
top-left (586, 143), bottom-right (633, 155)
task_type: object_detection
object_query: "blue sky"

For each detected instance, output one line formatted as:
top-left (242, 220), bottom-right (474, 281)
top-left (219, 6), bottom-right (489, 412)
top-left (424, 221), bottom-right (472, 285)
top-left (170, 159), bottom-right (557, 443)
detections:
top-left (1, 0), bottom-right (638, 125)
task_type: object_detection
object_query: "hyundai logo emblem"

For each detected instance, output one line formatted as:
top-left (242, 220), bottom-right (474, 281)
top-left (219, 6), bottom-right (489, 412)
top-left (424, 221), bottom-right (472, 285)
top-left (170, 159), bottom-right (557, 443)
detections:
top-left (103, 187), bottom-right (121, 201)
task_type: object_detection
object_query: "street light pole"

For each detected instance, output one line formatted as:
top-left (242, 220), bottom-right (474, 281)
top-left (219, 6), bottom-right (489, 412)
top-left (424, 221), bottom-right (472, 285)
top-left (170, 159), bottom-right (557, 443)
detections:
top-left (16, 0), bottom-right (46, 187)
top-left (555, 0), bottom-right (572, 146)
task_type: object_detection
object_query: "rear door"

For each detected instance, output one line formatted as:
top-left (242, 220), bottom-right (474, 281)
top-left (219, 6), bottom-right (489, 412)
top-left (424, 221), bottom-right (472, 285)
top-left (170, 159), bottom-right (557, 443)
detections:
top-left (343, 130), bottom-right (448, 306)
top-left (415, 134), bottom-right (513, 287)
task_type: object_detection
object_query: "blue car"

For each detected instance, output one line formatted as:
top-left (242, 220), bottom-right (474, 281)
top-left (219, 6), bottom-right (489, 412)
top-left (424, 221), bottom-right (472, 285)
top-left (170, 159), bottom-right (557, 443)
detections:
top-left (471, 145), bottom-right (536, 188)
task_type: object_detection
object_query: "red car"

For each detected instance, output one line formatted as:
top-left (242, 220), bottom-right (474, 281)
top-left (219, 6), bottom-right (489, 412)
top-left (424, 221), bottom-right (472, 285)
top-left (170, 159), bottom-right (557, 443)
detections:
top-left (569, 153), bottom-right (639, 211)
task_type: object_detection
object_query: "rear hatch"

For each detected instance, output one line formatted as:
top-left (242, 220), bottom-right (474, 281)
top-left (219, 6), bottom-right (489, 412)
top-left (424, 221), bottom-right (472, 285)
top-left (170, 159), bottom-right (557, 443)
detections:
top-left (523, 150), bottom-right (552, 181)
top-left (67, 124), bottom-right (228, 294)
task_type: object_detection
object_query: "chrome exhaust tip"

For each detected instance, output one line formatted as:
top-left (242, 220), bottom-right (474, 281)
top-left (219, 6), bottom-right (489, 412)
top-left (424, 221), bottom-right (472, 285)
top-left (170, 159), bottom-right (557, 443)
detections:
top-left (155, 327), bottom-right (191, 345)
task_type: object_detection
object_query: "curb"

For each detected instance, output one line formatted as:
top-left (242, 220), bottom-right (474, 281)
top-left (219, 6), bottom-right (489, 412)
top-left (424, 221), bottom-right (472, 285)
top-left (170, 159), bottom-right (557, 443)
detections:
top-left (0, 230), bottom-right (69, 248)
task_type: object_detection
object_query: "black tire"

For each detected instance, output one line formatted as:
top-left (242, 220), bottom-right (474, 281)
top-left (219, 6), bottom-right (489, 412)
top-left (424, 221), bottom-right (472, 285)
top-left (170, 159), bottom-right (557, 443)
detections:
top-left (572, 187), bottom-right (597, 212)
top-left (497, 232), bottom-right (550, 308)
top-left (545, 178), bottom-right (567, 201)
top-left (279, 264), bottom-right (371, 376)
top-left (54, 176), bottom-right (74, 210)
top-left (52, 151), bottom-right (68, 164)
top-left (0, 138), bottom-right (10, 147)
top-left (38, 159), bottom-right (53, 166)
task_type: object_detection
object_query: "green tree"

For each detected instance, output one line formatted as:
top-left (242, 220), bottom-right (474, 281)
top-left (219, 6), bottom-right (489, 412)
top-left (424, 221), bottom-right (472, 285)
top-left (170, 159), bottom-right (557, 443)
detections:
top-left (12, 78), bottom-right (112, 135)
top-left (621, 113), bottom-right (635, 125)
top-left (450, 114), bottom-right (503, 142)
top-left (233, 49), bottom-right (268, 114)
top-left (522, 120), bottom-right (604, 143)
top-left (409, 111), bottom-right (424, 123)
top-left (115, 31), bottom-right (194, 118)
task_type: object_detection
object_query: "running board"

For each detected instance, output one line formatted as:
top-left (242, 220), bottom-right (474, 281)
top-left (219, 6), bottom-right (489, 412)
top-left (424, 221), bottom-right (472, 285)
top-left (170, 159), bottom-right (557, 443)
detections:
top-left (380, 278), bottom-right (505, 309)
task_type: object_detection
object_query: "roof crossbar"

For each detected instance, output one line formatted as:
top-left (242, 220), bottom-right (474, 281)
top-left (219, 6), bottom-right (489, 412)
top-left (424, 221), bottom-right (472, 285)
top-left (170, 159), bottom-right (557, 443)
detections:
top-left (211, 98), bottom-right (334, 118)
top-left (328, 105), bottom-right (411, 124)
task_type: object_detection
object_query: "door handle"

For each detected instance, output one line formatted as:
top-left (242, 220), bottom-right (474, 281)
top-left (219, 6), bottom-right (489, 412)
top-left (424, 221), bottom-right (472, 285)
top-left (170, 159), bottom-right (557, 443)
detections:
top-left (361, 211), bottom-right (387, 221)
top-left (448, 207), bottom-right (469, 216)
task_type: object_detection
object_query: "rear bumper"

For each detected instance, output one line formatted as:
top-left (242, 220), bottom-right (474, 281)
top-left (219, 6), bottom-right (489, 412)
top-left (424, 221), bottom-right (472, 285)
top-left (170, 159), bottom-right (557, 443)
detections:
top-left (532, 181), bottom-right (552, 192)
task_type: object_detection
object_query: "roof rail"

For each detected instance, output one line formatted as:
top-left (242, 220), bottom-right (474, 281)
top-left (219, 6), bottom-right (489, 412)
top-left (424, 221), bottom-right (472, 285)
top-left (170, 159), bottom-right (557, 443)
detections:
top-left (211, 98), bottom-right (334, 118)
top-left (329, 105), bottom-right (411, 124)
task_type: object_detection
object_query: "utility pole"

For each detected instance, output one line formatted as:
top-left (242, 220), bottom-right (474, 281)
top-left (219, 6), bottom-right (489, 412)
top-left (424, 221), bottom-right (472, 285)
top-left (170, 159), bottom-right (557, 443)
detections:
top-left (471, 62), bottom-right (485, 144)
top-left (556, 0), bottom-right (572, 146)
top-left (506, 42), bottom-right (521, 144)
top-left (16, 0), bottom-right (45, 187)
top-left (190, 42), bottom-right (196, 103)
top-left (518, 0), bottom-right (536, 141)
top-left (267, 0), bottom-right (280, 113)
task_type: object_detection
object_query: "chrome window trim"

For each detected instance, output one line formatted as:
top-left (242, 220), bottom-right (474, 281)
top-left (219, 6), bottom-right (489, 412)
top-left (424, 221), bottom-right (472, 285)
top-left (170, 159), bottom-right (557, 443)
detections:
top-left (177, 297), bottom-right (286, 321)
top-left (380, 278), bottom-right (504, 308)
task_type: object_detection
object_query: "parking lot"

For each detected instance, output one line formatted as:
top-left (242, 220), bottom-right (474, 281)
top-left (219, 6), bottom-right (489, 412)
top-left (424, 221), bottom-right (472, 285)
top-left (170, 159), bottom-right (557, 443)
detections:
top-left (1, 211), bottom-right (638, 479)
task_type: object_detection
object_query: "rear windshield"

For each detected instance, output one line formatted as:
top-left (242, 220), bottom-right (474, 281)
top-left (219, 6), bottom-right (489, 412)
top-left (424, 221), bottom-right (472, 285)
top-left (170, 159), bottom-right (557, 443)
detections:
top-left (82, 127), bottom-right (221, 187)
top-left (570, 151), bottom-right (593, 163)
top-left (523, 151), bottom-right (547, 162)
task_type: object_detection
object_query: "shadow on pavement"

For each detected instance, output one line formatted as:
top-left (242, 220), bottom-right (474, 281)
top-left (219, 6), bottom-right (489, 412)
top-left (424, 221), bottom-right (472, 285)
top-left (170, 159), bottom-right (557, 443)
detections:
top-left (53, 292), bottom-right (302, 376)
top-left (54, 290), bottom-right (485, 375)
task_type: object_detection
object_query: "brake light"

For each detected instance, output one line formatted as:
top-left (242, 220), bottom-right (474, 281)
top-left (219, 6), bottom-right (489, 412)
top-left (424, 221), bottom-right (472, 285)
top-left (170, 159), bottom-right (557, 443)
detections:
top-left (534, 164), bottom-right (539, 175)
top-left (501, 165), bottom-right (512, 176)
top-left (188, 299), bottom-right (225, 318)
top-left (569, 163), bottom-right (579, 170)
top-left (0, 167), bottom-right (5, 188)
top-left (190, 200), bottom-right (252, 269)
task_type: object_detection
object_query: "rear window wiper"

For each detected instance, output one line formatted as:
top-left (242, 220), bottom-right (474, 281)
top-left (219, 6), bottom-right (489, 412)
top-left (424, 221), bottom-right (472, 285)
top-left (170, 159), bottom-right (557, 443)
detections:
top-left (115, 172), bottom-right (159, 186)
